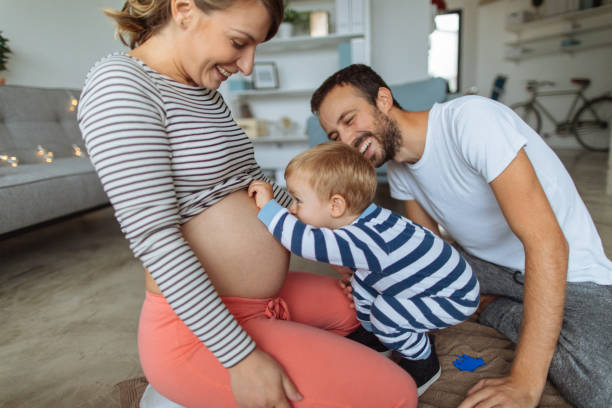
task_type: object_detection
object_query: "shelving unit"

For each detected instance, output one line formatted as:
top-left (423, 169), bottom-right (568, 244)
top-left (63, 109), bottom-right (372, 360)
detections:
top-left (504, 4), bottom-right (612, 62)
top-left (258, 32), bottom-right (363, 53)
top-left (226, 0), bottom-right (370, 173)
top-left (506, 4), bottom-right (612, 32)
top-left (250, 136), bottom-right (308, 144)
top-left (232, 88), bottom-right (314, 98)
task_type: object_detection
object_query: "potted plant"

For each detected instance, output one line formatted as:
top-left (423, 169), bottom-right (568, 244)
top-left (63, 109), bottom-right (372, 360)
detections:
top-left (278, 3), bottom-right (309, 38)
top-left (0, 31), bottom-right (11, 85)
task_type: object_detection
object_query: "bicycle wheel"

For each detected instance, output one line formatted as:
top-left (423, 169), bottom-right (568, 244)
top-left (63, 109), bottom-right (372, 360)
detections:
top-left (571, 96), bottom-right (612, 152)
top-left (510, 102), bottom-right (542, 134)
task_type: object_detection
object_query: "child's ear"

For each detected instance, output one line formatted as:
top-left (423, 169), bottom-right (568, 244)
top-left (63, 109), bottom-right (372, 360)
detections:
top-left (329, 194), bottom-right (347, 218)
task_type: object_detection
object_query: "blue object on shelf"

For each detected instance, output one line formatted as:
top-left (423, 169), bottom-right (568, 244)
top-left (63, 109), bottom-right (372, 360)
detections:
top-left (228, 79), bottom-right (253, 92)
top-left (453, 354), bottom-right (485, 372)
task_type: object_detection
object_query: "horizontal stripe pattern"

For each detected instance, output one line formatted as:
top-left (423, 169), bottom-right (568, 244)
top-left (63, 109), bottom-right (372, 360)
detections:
top-left (77, 54), bottom-right (291, 368)
top-left (259, 201), bottom-right (479, 358)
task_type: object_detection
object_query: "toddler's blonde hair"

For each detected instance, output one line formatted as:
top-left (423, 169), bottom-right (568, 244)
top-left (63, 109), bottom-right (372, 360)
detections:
top-left (285, 142), bottom-right (377, 215)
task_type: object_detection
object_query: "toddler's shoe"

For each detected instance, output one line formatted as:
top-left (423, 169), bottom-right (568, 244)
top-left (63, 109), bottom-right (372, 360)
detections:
top-left (346, 326), bottom-right (391, 357)
top-left (397, 335), bottom-right (441, 396)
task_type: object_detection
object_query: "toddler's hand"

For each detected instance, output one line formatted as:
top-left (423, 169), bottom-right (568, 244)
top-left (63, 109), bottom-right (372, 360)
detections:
top-left (339, 278), bottom-right (354, 308)
top-left (248, 180), bottom-right (274, 209)
top-left (332, 265), bottom-right (355, 308)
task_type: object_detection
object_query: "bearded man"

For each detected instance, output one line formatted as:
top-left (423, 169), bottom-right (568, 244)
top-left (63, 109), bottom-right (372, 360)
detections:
top-left (310, 64), bottom-right (612, 408)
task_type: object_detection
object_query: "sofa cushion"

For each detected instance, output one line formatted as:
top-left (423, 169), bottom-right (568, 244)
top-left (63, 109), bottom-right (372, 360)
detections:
top-left (0, 85), bottom-right (81, 164)
top-left (391, 77), bottom-right (447, 111)
top-left (0, 158), bottom-right (107, 234)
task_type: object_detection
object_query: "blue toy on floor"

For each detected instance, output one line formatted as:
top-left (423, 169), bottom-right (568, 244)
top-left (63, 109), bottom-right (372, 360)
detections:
top-left (453, 354), bottom-right (485, 372)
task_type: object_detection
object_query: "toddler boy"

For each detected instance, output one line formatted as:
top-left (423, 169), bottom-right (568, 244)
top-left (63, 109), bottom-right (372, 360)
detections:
top-left (248, 142), bottom-right (480, 395)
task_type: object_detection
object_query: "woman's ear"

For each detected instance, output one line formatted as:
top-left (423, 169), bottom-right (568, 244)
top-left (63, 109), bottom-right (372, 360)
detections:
top-left (329, 194), bottom-right (348, 218)
top-left (375, 87), bottom-right (394, 114)
top-left (171, 0), bottom-right (193, 27)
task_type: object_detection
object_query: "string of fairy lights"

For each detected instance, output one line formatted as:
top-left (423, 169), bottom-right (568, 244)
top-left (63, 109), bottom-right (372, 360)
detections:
top-left (0, 96), bottom-right (86, 168)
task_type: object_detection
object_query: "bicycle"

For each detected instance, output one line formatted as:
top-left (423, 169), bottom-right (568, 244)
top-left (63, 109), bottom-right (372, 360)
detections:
top-left (510, 78), bottom-right (612, 152)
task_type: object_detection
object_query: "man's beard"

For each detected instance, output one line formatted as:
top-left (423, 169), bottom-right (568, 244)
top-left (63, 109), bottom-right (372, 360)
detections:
top-left (356, 110), bottom-right (402, 168)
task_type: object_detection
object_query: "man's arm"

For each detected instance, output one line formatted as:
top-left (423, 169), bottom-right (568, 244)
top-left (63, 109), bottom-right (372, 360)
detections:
top-left (404, 200), bottom-right (441, 236)
top-left (459, 149), bottom-right (568, 408)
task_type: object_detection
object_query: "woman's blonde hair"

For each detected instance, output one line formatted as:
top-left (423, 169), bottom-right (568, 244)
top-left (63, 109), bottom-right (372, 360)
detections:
top-left (104, 0), bottom-right (284, 49)
top-left (285, 142), bottom-right (377, 215)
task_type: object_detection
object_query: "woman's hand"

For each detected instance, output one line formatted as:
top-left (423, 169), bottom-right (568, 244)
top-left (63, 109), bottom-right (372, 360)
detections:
top-left (228, 348), bottom-right (302, 408)
top-left (248, 180), bottom-right (274, 209)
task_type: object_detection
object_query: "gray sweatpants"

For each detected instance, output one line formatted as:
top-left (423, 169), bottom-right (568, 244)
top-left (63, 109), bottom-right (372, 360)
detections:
top-left (455, 246), bottom-right (612, 408)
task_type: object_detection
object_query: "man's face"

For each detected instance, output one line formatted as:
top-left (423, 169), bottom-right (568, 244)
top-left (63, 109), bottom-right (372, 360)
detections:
top-left (317, 85), bottom-right (401, 168)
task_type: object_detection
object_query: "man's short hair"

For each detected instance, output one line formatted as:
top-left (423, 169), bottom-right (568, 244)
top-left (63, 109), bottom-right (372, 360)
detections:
top-left (310, 64), bottom-right (401, 114)
top-left (285, 142), bottom-right (377, 215)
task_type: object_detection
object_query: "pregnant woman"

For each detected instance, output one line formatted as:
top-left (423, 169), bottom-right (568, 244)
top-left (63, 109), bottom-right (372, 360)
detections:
top-left (78, 1), bottom-right (417, 406)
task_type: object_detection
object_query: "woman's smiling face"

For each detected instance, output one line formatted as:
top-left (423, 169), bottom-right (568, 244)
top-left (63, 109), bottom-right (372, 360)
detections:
top-left (177, 0), bottom-right (271, 89)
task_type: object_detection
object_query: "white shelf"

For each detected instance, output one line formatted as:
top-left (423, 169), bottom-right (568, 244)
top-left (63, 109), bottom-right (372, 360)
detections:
top-left (506, 4), bottom-right (612, 32)
top-left (505, 5), bottom-right (612, 62)
top-left (233, 88), bottom-right (314, 98)
top-left (505, 23), bottom-right (612, 47)
top-left (258, 32), bottom-right (363, 53)
top-left (506, 40), bottom-right (612, 62)
top-left (250, 136), bottom-right (308, 144)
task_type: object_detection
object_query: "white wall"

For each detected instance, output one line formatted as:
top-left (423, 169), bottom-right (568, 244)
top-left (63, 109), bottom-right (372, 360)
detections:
top-left (448, 0), bottom-right (612, 148)
top-left (370, 0), bottom-right (431, 84)
top-left (0, 0), bottom-right (127, 89)
top-left (0, 0), bottom-right (430, 90)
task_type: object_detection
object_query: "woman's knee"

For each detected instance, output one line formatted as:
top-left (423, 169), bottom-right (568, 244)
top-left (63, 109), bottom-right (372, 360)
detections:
top-left (280, 271), bottom-right (359, 335)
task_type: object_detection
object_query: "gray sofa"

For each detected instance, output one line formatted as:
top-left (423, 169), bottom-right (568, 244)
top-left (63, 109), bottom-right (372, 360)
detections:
top-left (0, 85), bottom-right (108, 235)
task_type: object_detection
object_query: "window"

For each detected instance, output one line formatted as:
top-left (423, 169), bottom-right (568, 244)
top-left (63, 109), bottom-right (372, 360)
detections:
top-left (428, 10), bottom-right (462, 94)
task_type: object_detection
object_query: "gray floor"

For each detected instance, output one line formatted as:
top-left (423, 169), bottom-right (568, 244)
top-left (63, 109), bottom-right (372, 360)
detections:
top-left (1, 148), bottom-right (611, 408)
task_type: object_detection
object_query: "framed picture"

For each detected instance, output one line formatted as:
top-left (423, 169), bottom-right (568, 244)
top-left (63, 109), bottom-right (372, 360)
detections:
top-left (252, 62), bottom-right (279, 89)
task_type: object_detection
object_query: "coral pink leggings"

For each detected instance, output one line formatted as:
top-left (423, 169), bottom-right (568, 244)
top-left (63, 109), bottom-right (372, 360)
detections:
top-left (138, 271), bottom-right (417, 407)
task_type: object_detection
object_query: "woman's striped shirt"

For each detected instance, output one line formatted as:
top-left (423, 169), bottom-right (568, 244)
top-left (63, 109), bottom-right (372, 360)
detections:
top-left (77, 53), bottom-right (292, 368)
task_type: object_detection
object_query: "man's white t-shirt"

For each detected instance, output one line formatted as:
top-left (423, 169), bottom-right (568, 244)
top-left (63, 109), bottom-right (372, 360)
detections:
top-left (387, 95), bottom-right (612, 285)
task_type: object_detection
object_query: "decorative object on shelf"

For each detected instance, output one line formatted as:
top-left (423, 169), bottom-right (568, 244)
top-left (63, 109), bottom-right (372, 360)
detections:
top-left (277, 22), bottom-right (293, 39)
top-left (506, 9), bottom-right (536, 27)
top-left (72, 144), bottom-right (86, 157)
top-left (281, 3), bottom-right (309, 38)
top-left (505, 3), bottom-right (612, 61)
top-left (273, 116), bottom-right (299, 138)
top-left (238, 100), bottom-right (254, 118)
top-left (0, 153), bottom-right (19, 167)
top-left (36, 145), bottom-right (54, 163)
top-left (228, 73), bottom-right (253, 91)
top-left (309, 11), bottom-right (329, 37)
top-left (236, 118), bottom-right (269, 139)
top-left (252, 62), bottom-right (279, 89)
top-left (336, 0), bottom-right (366, 34)
top-left (0, 31), bottom-right (12, 85)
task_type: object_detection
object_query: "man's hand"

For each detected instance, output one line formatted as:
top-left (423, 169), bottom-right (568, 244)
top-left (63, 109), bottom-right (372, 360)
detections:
top-left (228, 348), bottom-right (302, 408)
top-left (332, 265), bottom-right (354, 307)
top-left (457, 373), bottom-right (541, 408)
top-left (458, 149), bottom-right (568, 408)
top-left (248, 180), bottom-right (274, 209)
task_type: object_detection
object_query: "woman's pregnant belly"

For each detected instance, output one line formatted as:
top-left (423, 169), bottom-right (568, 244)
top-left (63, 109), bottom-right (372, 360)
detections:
top-left (177, 189), bottom-right (290, 298)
